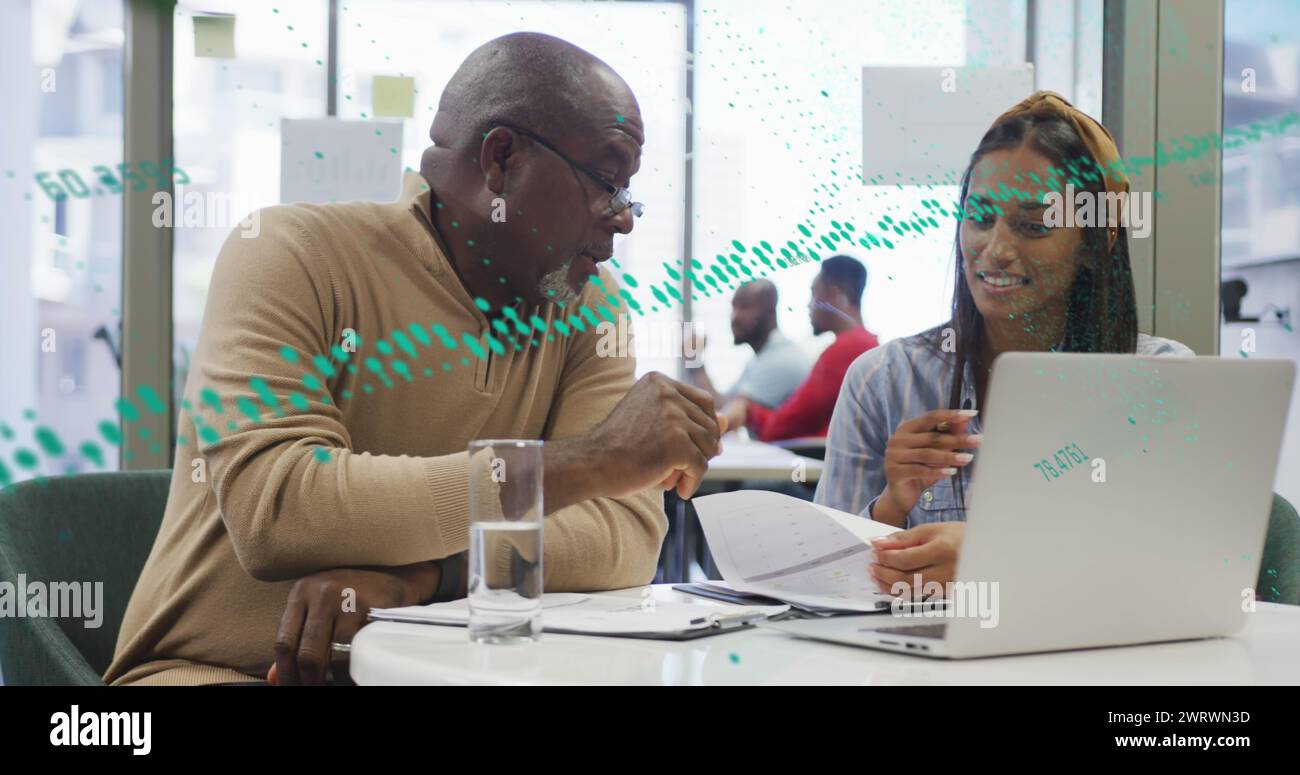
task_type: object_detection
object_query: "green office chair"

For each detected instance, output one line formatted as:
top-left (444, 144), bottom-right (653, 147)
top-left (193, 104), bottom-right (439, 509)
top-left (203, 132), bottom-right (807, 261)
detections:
top-left (0, 470), bottom-right (170, 686)
top-left (1258, 493), bottom-right (1300, 606)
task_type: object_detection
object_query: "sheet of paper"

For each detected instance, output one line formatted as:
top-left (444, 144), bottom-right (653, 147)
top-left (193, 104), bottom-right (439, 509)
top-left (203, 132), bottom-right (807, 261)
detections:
top-left (690, 579), bottom-right (843, 616)
top-left (813, 501), bottom-right (900, 545)
top-left (862, 64), bottom-right (1034, 185)
top-left (280, 118), bottom-right (405, 205)
top-left (193, 14), bottom-right (236, 59)
top-left (372, 75), bottom-right (416, 118)
top-left (693, 490), bottom-right (900, 612)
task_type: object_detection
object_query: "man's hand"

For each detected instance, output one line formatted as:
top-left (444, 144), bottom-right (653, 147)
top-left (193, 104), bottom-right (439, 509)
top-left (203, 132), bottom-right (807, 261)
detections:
top-left (584, 372), bottom-right (724, 500)
top-left (868, 522), bottom-right (965, 596)
top-left (269, 564), bottom-right (440, 685)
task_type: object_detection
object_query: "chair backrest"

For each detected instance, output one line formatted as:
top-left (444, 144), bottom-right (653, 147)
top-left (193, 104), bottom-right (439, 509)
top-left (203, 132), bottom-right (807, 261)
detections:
top-left (0, 470), bottom-right (171, 685)
top-left (1259, 493), bottom-right (1300, 606)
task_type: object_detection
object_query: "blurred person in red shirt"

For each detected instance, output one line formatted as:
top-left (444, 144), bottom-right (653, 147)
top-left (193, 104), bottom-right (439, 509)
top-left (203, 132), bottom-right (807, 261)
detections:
top-left (723, 255), bottom-right (878, 441)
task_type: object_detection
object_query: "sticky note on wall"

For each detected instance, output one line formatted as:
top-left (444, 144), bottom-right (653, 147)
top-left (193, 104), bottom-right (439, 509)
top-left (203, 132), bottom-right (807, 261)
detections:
top-left (372, 75), bottom-right (416, 118)
top-left (193, 14), bottom-right (236, 59)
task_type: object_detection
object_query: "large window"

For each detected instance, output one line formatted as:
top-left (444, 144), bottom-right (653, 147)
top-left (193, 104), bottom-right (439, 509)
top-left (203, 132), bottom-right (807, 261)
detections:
top-left (171, 0), bottom-right (329, 401)
top-left (0, 0), bottom-right (124, 486)
top-left (690, 0), bottom-right (1098, 392)
top-left (0, 0), bottom-right (1120, 485)
top-left (1220, 0), bottom-right (1300, 506)
top-left (156, 0), bottom-right (1113, 409)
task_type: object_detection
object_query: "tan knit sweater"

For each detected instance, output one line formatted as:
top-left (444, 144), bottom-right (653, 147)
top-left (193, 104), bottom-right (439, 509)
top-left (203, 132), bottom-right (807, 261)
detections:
top-left (104, 172), bottom-right (665, 685)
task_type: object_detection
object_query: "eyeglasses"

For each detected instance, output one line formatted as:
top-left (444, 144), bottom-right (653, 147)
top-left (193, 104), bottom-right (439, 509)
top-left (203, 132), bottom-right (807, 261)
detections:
top-left (490, 122), bottom-right (644, 218)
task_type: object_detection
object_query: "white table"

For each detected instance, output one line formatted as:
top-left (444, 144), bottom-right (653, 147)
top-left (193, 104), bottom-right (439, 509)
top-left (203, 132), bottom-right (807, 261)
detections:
top-left (351, 585), bottom-right (1300, 685)
top-left (768, 435), bottom-right (829, 455)
top-left (704, 437), bottom-right (823, 483)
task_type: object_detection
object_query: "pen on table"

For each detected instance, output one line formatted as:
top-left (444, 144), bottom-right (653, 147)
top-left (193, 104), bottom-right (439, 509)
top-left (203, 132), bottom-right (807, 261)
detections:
top-left (700, 612), bottom-right (771, 627)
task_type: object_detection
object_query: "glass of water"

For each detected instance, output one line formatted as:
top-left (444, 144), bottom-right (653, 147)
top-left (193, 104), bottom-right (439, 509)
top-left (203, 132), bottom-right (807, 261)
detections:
top-left (467, 439), bottom-right (544, 643)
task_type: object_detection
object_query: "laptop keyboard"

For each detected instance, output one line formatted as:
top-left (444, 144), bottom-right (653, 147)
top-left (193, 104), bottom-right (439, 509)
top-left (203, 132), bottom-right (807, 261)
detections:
top-left (865, 624), bottom-right (948, 639)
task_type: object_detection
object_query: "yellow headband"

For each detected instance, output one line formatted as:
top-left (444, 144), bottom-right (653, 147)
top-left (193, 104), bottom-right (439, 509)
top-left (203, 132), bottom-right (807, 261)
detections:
top-left (991, 91), bottom-right (1129, 250)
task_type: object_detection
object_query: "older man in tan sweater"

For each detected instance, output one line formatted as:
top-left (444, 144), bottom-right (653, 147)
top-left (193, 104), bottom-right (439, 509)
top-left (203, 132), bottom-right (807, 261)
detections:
top-left (105, 32), bottom-right (722, 685)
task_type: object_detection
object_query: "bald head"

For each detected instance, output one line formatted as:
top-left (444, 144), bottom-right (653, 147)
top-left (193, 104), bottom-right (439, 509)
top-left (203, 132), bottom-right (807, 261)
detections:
top-left (730, 279), bottom-right (779, 348)
top-left (418, 33), bottom-right (645, 312)
top-left (431, 32), bottom-right (641, 149)
top-left (735, 279), bottom-right (778, 311)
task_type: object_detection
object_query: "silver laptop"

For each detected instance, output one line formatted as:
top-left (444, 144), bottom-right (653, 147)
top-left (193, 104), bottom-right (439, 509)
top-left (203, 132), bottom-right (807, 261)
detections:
top-left (760, 353), bottom-right (1294, 658)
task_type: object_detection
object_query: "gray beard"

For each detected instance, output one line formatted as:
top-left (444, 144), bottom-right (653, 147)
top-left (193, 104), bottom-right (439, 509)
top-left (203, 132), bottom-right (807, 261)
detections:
top-left (537, 258), bottom-right (581, 305)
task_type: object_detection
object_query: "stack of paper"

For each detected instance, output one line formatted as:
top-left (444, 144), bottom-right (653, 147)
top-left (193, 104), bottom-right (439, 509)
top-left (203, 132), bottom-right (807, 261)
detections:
top-left (692, 490), bottom-right (902, 613)
top-left (685, 580), bottom-right (854, 617)
top-left (370, 592), bottom-right (788, 638)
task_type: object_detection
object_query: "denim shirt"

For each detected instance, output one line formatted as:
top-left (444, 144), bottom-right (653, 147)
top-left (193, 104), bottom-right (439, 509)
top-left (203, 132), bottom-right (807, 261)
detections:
top-left (813, 325), bottom-right (1194, 527)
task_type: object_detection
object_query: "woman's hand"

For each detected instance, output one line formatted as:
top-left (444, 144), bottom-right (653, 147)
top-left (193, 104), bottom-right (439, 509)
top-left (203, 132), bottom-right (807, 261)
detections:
top-left (873, 408), bottom-right (981, 525)
top-left (869, 522), bottom-right (966, 596)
